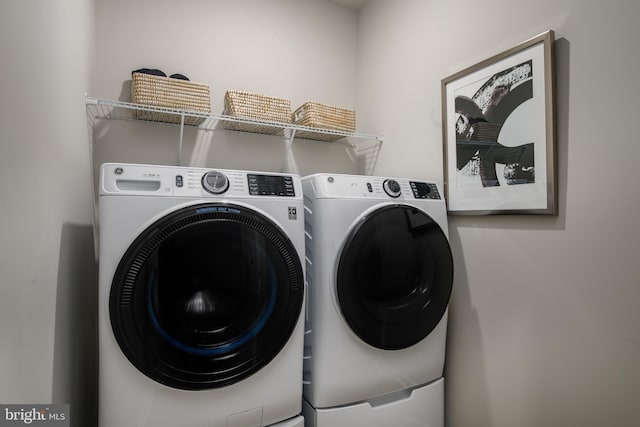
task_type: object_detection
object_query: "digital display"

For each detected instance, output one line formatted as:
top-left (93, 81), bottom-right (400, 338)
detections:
top-left (247, 174), bottom-right (296, 197)
top-left (410, 181), bottom-right (441, 199)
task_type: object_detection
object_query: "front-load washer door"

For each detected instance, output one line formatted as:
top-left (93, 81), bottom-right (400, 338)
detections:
top-left (337, 204), bottom-right (453, 350)
top-left (109, 203), bottom-right (304, 390)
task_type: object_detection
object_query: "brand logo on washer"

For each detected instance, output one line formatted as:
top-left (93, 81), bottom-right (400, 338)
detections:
top-left (288, 207), bottom-right (297, 220)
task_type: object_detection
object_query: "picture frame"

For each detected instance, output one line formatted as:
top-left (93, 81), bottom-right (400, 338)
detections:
top-left (441, 30), bottom-right (556, 215)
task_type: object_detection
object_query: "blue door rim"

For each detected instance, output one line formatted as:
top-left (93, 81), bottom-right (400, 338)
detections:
top-left (108, 202), bottom-right (304, 390)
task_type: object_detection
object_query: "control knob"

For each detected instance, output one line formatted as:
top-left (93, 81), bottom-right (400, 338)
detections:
top-left (383, 179), bottom-right (401, 198)
top-left (202, 171), bottom-right (229, 194)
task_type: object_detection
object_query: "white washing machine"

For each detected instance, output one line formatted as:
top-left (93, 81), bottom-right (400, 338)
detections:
top-left (98, 163), bottom-right (306, 427)
top-left (301, 173), bottom-right (454, 427)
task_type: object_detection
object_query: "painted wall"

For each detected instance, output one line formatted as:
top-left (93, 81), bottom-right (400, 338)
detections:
top-left (0, 0), bottom-right (96, 425)
top-left (358, 0), bottom-right (640, 426)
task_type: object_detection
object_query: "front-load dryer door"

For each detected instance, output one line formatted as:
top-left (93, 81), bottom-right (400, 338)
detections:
top-left (109, 203), bottom-right (304, 390)
top-left (337, 204), bottom-right (453, 350)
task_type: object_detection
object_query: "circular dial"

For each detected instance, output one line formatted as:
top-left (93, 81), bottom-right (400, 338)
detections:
top-left (202, 171), bottom-right (229, 194)
top-left (383, 179), bottom-right (401, 198)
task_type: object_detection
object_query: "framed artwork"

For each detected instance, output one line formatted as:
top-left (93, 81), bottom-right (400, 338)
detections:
top-left (441, 30), bottom-right (556, 215)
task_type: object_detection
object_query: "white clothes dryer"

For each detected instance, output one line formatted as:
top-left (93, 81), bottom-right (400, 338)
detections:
top-left (301, 173), bottom-right (454, 427)
top-left (98, 163), bottom-right (306, 427)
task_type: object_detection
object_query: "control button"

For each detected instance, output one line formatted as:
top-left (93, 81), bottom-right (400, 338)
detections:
top-left (366, 182), bottom-right (373, 192)
top-left (201, 171), bottom-right (229, 194)
top-left (429, 184), bottom-right (441, 199)
top-left (383, 179), bottom-right (401, 198)
top-left (175, 175), bottom-right (183, 188)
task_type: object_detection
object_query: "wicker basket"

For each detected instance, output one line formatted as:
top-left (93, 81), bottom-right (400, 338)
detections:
top-left (131, 72), bottom-right (211, 125)
top-left (292, 101), bottom-right (356, 141)
top-left (223, 90), bottom-right (292, 134)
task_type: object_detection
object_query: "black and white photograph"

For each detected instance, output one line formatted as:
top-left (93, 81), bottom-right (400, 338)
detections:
top-left (442, 30), bottom-right (556, 215)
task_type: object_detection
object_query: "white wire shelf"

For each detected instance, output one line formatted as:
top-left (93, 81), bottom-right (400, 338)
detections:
top-left (86, 96), bottom-right (384, 174)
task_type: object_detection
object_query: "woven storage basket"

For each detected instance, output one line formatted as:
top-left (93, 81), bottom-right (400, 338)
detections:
top-left (131, 72), bottom-right (211, 125)
top-left (292, 101), bottom-right (356, 141)
top-left (223, 90), bottom-right (292, 135)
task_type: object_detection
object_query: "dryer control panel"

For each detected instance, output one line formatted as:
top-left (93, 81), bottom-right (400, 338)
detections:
top-left (307, 173), bottom-right (442, 201)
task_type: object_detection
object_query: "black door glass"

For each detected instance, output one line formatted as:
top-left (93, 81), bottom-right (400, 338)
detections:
top-left (109, 203), bottom-right (304, 390)
top-left (337, 205), bottom-right (453, 350)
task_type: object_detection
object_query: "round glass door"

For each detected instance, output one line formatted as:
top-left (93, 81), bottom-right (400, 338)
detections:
top-left (109, 203), bottom-right (304, 390)
top-left (337, 205), bottom-right (453, 350)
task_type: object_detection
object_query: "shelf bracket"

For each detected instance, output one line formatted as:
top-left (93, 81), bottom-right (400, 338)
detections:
top-left (282, 128), bottom-right (300, 174)
top-left (178, 113), bottom-right (186, 166)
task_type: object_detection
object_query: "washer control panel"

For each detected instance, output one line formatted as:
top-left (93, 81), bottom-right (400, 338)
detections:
top-left (100, 163), bottom-right (300, 199)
